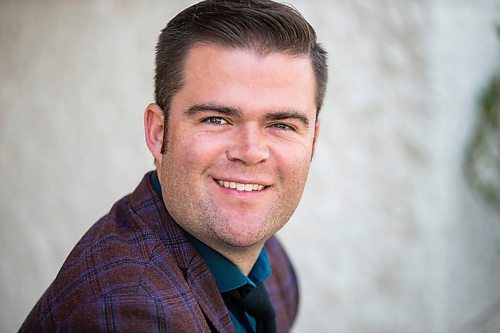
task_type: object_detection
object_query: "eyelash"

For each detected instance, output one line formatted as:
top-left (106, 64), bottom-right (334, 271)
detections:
top-left (271, 123), bottom-right (295, 131)
top-left (202, 117), bottom-right (228, 125)
top-left (201, 117), bottom-right (297, 132)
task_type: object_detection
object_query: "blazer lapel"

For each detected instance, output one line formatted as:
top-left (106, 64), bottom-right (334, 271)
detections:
top-left (186, 254), bottom-right (236, 333)
top-left (132, 173), bottom-right (235, 332)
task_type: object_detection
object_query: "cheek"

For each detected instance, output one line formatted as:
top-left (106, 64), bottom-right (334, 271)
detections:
top-left (273, 135), bottom-right (314, 163)
top-left (273, 146), bottom-right (312, 182)
top-left (168, 131), bottom-right (224, 166)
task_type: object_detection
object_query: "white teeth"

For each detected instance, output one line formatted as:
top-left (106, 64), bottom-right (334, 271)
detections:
top-left (216, 179), bottom-right (266, 192)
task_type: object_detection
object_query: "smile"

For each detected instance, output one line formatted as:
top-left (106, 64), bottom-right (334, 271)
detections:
top-left (215, 179), bottom-right (266, 192)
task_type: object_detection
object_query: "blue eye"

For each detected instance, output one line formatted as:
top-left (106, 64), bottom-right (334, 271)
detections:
top-left (203, 117), bottom-right (228, 125)
top-left (272, 123), bottom-right (294, 131)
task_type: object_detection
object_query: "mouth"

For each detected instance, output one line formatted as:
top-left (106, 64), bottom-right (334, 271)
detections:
top-left (214, 178), bottom-right (268, 192)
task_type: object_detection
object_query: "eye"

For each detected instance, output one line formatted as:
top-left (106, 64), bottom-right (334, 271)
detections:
top-left (271, 123), bottom-right (295, 131)
top-left (202, 117), bottom-right (228, 125)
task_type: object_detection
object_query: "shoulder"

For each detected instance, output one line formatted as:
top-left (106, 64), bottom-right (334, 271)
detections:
top-left (264, 236), bottom-right (300, 331)
top-left (20, 174), bottom-right (202, 332)
top-left (265, 236), bottom-right (298, 287)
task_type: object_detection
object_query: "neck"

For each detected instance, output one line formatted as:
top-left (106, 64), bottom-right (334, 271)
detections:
top-left (215, 244), bottom-right (264, 276)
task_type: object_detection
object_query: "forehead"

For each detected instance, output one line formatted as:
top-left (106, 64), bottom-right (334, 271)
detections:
top-left (183, 43), bottom-right (313, 81)
top-left (174, 43), bottom-right (316, 117)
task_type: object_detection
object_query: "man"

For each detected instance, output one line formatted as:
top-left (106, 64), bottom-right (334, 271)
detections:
top-left (20, 0), bottom-right (327, 332)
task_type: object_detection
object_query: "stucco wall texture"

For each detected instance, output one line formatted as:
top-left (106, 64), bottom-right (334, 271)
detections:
top-left (1, 1), bottom-right (499, 332)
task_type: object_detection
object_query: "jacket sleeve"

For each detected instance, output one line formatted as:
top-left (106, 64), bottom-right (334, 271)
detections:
top-left (20, 290), bottom-right (212, 333)
top-left (62, 296), bottom-right (170, 333)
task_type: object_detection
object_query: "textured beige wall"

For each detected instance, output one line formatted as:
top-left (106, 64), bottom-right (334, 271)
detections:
top-left (1, 1), bottom-right (499, 332)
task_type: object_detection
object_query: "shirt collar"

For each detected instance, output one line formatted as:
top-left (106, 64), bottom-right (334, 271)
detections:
top-left (150, 171), bottom-right (271, 293)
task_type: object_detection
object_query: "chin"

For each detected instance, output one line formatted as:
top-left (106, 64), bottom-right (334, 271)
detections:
top-left (216, 227), bottom-right (267, 250)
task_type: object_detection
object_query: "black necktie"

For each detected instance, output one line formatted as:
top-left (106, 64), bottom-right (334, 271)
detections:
top-left (223, 282), bottom-right (276, 333)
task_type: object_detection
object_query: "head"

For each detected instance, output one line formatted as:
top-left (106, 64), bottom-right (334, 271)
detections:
top-left (154, 0), bottom-right (328, 153)
top-left (145, 0), bottom-right (328, 263)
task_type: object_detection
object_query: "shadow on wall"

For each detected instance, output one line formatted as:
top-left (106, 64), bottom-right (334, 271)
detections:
top-left (464, 26), bottom-right (500, 212)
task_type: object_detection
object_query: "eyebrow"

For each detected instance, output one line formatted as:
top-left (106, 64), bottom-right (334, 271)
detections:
top-left (185, 103), bottom-right (310, 128)
top-left (265, 111), bottom-right (310, 128)
top-left (184, 104), bottom-right (243, 118)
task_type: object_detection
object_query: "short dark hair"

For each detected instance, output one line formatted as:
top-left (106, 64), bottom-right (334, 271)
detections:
top-left (155, 0), bottom-right (328, 152)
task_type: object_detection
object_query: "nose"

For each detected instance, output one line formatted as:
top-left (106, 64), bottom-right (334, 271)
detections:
top-left (226, 124), bottom-right (269, 165)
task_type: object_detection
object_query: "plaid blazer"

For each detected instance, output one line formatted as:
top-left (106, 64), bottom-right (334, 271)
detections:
top-left (20, 172), bottom-right (299, 332)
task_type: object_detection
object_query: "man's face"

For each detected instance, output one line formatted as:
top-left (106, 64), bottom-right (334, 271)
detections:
top-left (157, 44), bottom-right (318, 253)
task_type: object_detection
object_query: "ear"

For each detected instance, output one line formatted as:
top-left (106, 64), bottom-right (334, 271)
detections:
top-left (144, 103), bottom-right (165, 163)
top-left (311, 120), bottom-right (320, 159)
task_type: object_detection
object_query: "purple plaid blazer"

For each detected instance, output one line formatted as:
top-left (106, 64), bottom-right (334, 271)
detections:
top-left (20, 173), bottom-right (299, 332)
